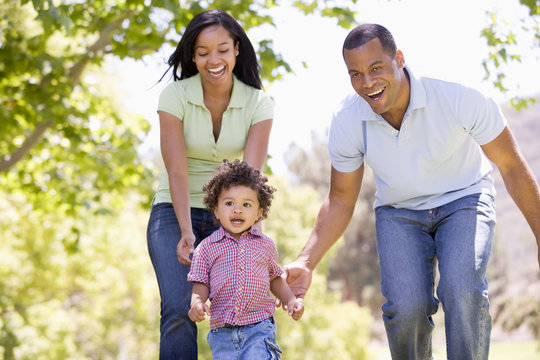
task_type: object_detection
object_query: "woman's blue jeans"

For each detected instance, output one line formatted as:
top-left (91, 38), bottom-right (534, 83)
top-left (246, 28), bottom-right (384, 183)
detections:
top-left (375, 193), bottom-right (495, 360)
top-left (147, 203), bottom-right (220, 360)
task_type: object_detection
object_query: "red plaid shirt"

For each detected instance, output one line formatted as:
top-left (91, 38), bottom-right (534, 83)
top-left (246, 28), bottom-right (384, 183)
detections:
top-left (187, 227), bottom-right (283, 329)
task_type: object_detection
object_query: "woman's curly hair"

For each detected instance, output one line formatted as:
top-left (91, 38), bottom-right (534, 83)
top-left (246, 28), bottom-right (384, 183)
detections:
top-left (203, 159), bottom-right (276, 219)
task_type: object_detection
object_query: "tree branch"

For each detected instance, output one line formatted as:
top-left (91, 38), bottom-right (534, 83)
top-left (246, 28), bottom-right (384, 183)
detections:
top-left (0, 13), bottom-right (133, 174)
top-left (0, 120), bottom-right (54, 172)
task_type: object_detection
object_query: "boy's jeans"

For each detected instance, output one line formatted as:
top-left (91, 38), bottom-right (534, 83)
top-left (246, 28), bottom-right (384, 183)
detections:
top-left (147, 203), bottom-right (219, 360)
top-left (375, 193), bottom-right (495, 360)
top-left (207, 318), bottom-right (282, 359)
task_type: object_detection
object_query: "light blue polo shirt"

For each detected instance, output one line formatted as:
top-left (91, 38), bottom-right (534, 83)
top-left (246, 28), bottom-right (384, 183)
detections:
top-left (328, 66), bottom-right (507, 210)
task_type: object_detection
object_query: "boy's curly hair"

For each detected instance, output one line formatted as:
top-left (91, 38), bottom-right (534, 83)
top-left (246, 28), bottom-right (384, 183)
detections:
top-left (203, 159), bottom-right (276, 219)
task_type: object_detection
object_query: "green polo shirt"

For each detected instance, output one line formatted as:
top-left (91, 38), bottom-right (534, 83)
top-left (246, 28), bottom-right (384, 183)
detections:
top-left (153, 73), bottom-right (274, 208)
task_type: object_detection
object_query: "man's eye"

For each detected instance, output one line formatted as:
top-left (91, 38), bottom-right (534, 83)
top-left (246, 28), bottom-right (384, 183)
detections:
top-left (351, 73), bottom-right (359, 79)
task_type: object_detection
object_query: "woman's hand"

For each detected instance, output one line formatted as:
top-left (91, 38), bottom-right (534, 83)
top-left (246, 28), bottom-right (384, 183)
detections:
top-left (177, 233), bottom-right (196, 265)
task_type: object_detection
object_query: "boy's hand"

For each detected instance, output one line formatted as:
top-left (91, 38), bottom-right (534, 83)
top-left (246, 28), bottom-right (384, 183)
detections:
top-left (284, 297), bottom-right (304, 321)
top-left (188, 302), bottom-right (210, 322)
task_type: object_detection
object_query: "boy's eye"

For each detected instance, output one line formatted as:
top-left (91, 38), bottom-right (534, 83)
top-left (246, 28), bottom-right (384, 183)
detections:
top-left (225, 201), bottom-right (233, 206)
top-left (243, 203), bottom-right (251, 208)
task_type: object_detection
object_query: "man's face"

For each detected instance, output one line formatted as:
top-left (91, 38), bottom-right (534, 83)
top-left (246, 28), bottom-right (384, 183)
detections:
top-left (344, 38), bottom-right (406, 119)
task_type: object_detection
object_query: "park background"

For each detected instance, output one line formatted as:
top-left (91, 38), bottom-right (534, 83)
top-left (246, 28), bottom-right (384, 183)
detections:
top-left (1, 0), bottom-right (539, 359)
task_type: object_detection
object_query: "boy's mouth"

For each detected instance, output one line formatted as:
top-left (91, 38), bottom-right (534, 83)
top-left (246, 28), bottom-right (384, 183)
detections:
top-left (230, 218), bottom-right (244, 225)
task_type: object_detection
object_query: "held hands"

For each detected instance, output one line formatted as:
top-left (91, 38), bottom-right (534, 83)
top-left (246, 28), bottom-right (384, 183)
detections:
top-left (283, 297), bottom-right (304, 321)
top-left (282, 260), bottom-right (313, 301)
top-left (188, 301), bottom-right (210, 322)
top-left (177, 233), bottom-right (197, 265)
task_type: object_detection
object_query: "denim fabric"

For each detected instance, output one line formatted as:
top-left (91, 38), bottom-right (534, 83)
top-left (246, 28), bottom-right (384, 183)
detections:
top-left (207, 318), bottom-right (282, 360)
top-left (147, 203), bottom-right (220, 360)
top-left (375, 193), bottom-right (495, 360)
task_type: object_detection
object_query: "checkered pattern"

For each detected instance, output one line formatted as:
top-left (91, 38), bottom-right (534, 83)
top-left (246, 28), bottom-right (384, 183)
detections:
top-left (188, 227), bottom-right (283, 330)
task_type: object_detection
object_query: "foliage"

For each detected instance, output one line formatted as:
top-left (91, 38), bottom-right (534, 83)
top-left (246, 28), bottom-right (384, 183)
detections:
top-left (285, 133), bottom-right (385, 312)
top-left (480, 0), bottom-right (539, 109)
top-left (0, 0), bottom-right (356, 227)
top-left (0, 176), bottom-right (373, 359)
top-left (0, 193), bottom-right (159, 359)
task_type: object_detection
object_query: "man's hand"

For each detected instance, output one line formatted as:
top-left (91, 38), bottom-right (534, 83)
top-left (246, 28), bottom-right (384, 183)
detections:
top-left (283, 261), bottom-right (313, 300)
top-left (177, 234), bottom-right (196, 265)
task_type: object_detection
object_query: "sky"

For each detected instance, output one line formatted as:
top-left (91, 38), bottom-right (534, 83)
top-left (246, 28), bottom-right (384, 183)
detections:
top-left (116, 0), bottom-right (540, 176)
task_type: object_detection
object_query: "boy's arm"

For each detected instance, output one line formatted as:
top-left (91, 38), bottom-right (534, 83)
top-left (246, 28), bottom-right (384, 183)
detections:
top-left (188, 282), bottom-right (210, 322)
top-left (270, 276), bottom-right (304, 320)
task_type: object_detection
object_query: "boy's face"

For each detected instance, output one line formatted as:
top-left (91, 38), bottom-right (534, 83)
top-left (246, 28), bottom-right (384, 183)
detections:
top-left (213, 185), bottom-right (263, 239)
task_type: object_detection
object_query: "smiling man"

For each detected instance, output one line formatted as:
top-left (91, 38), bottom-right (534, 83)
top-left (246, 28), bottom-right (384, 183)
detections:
top-left (284, 23), bottom-right (540, 360)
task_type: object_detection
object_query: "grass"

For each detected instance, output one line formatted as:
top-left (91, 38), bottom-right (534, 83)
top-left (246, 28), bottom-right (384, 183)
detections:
top-left (369, 340), bottom-right (540, 360)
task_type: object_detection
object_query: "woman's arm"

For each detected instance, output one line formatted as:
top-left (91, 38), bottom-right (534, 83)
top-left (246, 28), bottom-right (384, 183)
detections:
top-left (243, 119), bottom-right (273, 170)
top-left (244, 119), bottom-right (272, 231)
top-left (159, 110), bottom-right (196, 265)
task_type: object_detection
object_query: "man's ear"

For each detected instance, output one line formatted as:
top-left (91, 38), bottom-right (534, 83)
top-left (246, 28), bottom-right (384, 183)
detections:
top-left (395, 49), bottom-right (405, 69)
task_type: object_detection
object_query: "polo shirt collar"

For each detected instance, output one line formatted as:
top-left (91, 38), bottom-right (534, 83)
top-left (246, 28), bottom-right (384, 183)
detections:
top-left (210, 226), bottom-right (262, 243)
top-left (185, 73), bottom-right (246, 108)
top-left (356, 65), bottom-right (426, 120)
top-left (405, 65), bottom-right (427, 111)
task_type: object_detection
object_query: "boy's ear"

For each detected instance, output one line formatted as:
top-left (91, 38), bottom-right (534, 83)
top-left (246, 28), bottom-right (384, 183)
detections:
top-left (213, 208), bottom-right (219, 220)
top-left (257, 207), bottom-right (263, 219)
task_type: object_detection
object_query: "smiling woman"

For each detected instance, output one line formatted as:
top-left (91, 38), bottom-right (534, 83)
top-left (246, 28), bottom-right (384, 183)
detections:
top-left (146, 9), bottom-right (274, 360)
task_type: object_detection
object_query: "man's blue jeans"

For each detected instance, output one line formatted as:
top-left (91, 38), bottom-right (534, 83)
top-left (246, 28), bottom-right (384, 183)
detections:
top-left (375, 193), bottom-right (495, 360)
top-left (147, 203), bottom-right (220, 360)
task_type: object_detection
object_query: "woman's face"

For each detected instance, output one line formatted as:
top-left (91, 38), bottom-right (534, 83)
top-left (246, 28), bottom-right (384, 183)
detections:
top-left (193, 25), bottom-right (238, 88)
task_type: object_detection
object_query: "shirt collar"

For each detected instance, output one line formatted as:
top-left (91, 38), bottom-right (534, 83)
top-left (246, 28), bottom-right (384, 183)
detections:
top-left (210, 226), bottom-right (263, 243)
top-left (185, 73), bottom-right (247, 108)
top-left (405, 65), bottom-right (427, 111)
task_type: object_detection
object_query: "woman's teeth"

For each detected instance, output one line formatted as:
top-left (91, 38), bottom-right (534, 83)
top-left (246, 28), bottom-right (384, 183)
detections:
top-left (209, 66), bottom-right (225, 75)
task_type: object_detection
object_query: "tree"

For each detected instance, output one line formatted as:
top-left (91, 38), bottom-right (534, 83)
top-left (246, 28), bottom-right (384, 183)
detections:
top-left (0, 0), bottom-right (357, 221)
top-left (480, 0), bottom-right (540, 109)
top-left (286, 133), bottom-right (385, 313)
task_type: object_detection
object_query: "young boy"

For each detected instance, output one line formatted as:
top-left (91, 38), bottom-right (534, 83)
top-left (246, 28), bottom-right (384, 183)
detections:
top-left (187, 159), bottom-right (304, 359)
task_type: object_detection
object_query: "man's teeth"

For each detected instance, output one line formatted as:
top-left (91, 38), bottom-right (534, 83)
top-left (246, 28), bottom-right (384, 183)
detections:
top-left (209, 66), bottom-right (225, 73)
top-left (368, 88), bottom-right (384, 96)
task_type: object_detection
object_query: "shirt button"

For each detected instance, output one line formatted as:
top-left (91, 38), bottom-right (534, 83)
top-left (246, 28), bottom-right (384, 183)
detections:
top-left (239, 287), bottom-right (242, 291)
top-left (240, 249), bottom-right (244, 253)
top-left (240, 266), bottom-right (244, 270)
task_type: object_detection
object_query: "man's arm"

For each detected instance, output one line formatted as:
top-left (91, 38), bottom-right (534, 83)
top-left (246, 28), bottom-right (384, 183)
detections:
top-left (285, 164), bottom-right (365, 298)
top-left (481, 126), bottom-right (540, 267)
